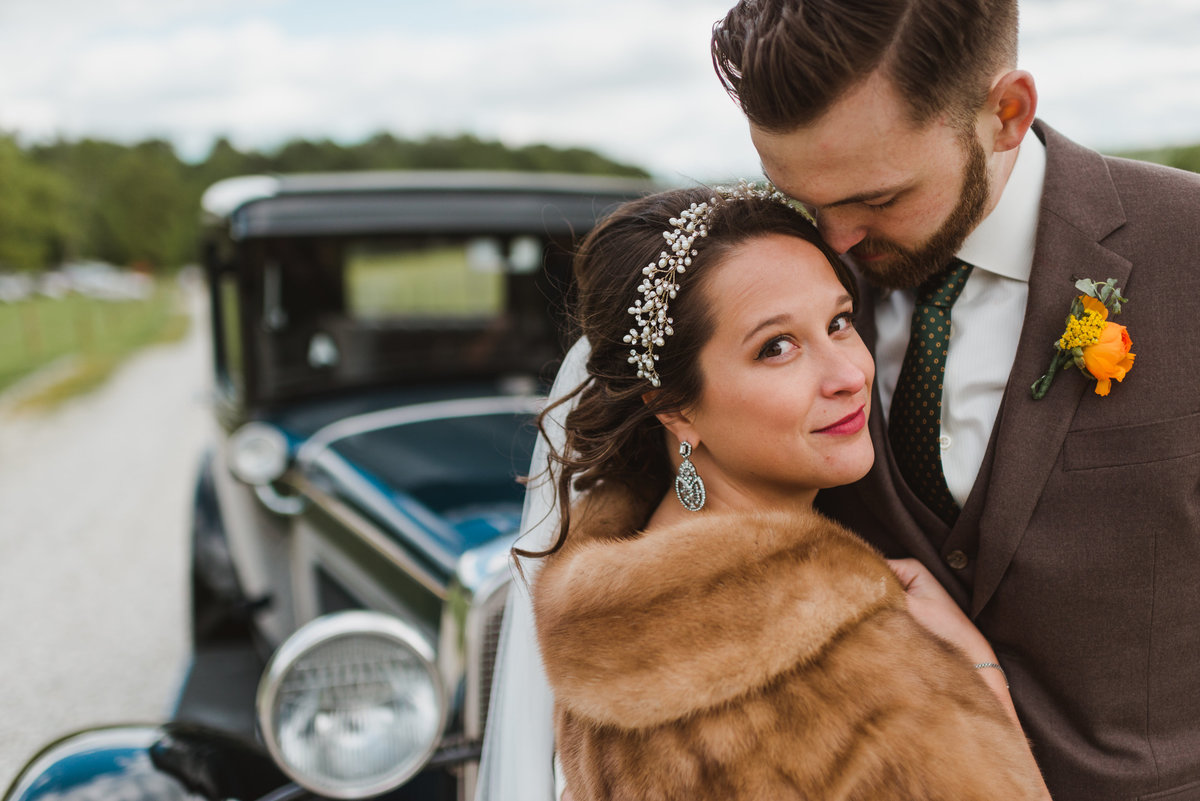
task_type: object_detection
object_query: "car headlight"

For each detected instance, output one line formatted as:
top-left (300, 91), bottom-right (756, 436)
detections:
top-left (227, 422), bottom-right (290, 485)
top-left (257, 611), bottom-right (447, 799)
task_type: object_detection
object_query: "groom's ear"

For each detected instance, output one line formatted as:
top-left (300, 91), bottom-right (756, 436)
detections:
top-left (985, 69), bottom-right (1038, 153)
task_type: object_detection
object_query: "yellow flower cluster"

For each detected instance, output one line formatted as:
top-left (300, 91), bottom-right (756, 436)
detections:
top-left (1058, 309), bottom-right (1105, 350)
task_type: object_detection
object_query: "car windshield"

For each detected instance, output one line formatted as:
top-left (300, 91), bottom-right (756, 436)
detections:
top-left (222, 232), bottom-right (570, 402)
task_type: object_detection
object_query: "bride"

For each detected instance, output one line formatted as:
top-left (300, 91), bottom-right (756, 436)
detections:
top-left (478, 185), bottom-right (1048, 800)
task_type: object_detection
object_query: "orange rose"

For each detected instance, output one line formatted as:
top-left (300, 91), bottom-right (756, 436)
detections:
top-left (1081, 322), bottom-right (1135, 396)
top-left (1079, 295), bottom-right (1108, 319)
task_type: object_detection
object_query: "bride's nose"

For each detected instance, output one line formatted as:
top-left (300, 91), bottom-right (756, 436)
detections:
top-left (820, 346), bottom-right (869, 397)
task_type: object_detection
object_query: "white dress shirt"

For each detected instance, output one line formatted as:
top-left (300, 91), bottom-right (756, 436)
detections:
top-left (874, 135), bottom-right (1046, 507)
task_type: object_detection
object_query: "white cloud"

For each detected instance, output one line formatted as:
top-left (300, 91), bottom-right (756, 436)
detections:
top-left (1018, 0), bottom-right (1200, 149)
top-left (0, 0), bottom-right (755, 177)
top-left (0, 0), bottom-right (1196, 180)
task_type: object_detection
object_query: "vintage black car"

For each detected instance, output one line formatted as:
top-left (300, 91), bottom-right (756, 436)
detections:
top-left (4, 170), bottom-right (653, 801)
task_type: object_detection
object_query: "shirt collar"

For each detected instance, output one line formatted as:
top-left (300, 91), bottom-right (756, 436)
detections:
top-left (956, 132), bottom-right (1046, 283)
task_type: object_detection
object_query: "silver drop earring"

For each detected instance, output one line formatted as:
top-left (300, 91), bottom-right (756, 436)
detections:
top-left (674, 441), bottom-right (706, 512)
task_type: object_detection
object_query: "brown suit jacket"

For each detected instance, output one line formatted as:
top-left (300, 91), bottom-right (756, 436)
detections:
top-left (817, 121), bottom-right (1200, 800)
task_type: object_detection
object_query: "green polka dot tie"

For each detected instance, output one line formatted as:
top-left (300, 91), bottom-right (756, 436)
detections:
top-left (888, 258), bottom-right (974, 525)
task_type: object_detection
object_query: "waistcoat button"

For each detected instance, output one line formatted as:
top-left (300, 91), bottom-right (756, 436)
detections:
top-left (946, 550), bottom-right (969, 570)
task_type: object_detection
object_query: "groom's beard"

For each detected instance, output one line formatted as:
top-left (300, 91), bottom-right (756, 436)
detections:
top-left (850, 135), bottom-right (991, 290)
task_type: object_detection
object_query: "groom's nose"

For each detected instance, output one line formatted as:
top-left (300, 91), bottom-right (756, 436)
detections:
top-left (815, 210), bottom-right (867, 254)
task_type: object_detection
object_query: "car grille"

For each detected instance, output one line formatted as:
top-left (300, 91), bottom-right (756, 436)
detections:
top-left (478, 595), bottom-right (507, 735)
top-left (466, 576), bottom-right (511, 740)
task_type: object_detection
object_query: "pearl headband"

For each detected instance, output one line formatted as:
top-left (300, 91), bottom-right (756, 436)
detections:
top-left (623, 182), bottom-right (809, 387)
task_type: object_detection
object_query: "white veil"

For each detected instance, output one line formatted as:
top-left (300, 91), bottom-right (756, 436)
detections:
top-left (475, 338), bottom-right (590, 801)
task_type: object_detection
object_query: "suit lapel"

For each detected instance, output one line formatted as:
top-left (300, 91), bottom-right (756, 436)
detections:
top-left (969, 122), bottom-right (1133, 616)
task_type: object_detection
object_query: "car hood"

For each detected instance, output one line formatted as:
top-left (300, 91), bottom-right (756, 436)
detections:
top-left (283, 394), bottom-right (541, 578)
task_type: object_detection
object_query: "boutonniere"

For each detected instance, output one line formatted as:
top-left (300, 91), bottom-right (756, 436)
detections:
top-left (1031, 278), bottom-right (1135, 400)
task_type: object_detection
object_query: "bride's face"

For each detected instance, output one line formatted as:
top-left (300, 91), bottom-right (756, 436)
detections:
top-left (676, 232), bottom-right (875, 510)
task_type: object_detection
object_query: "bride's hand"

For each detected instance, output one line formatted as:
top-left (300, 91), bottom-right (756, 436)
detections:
top-left (887, 558), bottom-right (992, 662)
top-left (888, 558), bottom-right (1019, 719)
top-left (890, 557), bottom-right (1051, 798)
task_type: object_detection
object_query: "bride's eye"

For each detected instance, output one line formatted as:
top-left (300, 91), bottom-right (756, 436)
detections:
top-left (829, 311), bottom-right (856, 335)
top-left (756, 335), bottom-right (798, 360)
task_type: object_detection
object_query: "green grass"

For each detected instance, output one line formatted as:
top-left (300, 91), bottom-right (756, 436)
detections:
top-left (347, 245), bottom-right (505, 318)
top-left (0, 284), bottom-right (191, 409)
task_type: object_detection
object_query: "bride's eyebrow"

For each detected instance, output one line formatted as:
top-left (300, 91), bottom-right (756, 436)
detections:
top-left (739, 292), bottom-right (853, 345)
top-left (742, 313), bottom-right (790, 346)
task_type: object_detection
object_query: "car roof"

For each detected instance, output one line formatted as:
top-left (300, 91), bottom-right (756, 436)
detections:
top-left (201, 170), bottom-right (657, 240)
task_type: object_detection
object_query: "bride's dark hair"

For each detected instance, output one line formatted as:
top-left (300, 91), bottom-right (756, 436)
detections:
top-left (515, 186), bottom-right (855, 559)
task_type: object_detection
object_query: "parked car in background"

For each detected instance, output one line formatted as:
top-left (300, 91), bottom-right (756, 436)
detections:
top-left (4, 170), bottom-right (653, 801)
top-left (0, 272), bottom-right (34, 303)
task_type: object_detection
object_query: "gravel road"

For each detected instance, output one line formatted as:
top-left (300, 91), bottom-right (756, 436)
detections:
top-left (0, 281), bottom-right (213, 791)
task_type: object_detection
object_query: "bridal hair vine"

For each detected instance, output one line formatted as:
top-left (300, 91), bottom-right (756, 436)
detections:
top-left (624, 181), bottom-right (808, 387)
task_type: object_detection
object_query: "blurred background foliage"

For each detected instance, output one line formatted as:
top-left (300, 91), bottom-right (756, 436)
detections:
top-left (1118, 142), bottom-right (1200, 177)
top-left (0, 132), bottom-right (651, 274)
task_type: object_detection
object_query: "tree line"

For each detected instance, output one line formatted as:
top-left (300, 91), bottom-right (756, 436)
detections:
top-left (0, 133), bottom-right (652, 274)
top-left (1121, 142), bottom-right (1200, 177)
top-left (2, 130), bottom-right (1196, 275)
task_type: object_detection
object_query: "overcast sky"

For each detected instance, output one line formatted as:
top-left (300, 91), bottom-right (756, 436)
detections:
top-left (2, 0), bottom-right (1198, 183)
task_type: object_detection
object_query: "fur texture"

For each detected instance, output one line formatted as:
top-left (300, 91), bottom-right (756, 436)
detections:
top-left (533, 485), bottom-right (1045, 800)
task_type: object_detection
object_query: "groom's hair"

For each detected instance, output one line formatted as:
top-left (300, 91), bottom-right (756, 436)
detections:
top-left (712, 0), bottom-right (1018, 133)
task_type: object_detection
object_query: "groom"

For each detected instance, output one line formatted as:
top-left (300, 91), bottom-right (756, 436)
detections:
top-left (478, 1), bottom-right (1200, 799)
top-left (716, 2), bottom-right (1200, 799)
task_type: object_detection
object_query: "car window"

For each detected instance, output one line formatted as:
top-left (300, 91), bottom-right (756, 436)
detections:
top-left (345, 239), bottom-right (505, 322)
top-left (241, 233), bottom-right (568, 402)
top-left (218, 271), bottom-right (244, 394)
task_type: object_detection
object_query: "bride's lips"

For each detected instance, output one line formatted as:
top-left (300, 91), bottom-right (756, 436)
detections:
top-left (814, 405), bottom-right (867, 435)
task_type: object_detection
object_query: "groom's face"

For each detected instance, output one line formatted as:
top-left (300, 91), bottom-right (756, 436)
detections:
top-left (750, 72), bottom-right (998, 290)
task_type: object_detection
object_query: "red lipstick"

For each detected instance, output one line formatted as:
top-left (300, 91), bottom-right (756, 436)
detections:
top-left (815, 406), bottom-right (866, 435)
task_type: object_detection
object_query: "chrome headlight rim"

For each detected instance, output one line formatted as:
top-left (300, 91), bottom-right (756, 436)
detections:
top-left (256, 611), bottom-right (447, 799)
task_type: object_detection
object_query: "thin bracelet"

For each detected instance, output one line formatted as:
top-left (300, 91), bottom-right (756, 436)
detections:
top-left (974, 661), bottom-right (1009, 688)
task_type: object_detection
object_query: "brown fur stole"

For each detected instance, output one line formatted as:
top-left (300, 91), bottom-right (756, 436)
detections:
top-left (533, 484), bottom-right (1045, 800)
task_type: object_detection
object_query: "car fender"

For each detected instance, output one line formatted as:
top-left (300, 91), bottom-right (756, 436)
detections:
top-left (3, 724), bottom-right (287, 801)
